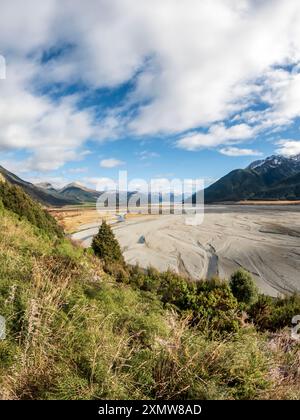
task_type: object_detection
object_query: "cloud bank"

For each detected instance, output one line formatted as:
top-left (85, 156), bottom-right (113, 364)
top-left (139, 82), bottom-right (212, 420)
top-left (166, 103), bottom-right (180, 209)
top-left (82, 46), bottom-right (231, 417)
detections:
top-left (1, 0), bottom-right (300, 171)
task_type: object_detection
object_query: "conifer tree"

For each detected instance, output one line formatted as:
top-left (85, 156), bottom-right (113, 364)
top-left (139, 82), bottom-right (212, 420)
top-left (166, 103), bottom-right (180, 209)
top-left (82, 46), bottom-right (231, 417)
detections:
top-left (92, 220), bottom-right (124, 266)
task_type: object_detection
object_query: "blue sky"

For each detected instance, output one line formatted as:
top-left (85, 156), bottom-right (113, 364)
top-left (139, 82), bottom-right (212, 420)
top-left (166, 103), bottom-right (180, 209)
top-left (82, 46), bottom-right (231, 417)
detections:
top-left (1, 0), bottom-right (300, 190)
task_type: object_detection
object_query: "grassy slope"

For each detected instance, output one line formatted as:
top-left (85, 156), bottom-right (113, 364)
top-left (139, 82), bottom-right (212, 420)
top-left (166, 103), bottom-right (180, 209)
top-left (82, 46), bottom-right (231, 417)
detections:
top-left (0, 165), bottom-right (79, 207)
top-left (0, 180), bottom-right (63, 238)
top-left (0, 207), bottom-right (299, 400)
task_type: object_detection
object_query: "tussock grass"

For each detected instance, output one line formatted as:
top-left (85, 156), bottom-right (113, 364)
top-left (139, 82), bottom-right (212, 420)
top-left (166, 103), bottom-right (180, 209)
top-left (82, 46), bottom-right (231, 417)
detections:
top-left (0, 207), bottom-right (299, 400)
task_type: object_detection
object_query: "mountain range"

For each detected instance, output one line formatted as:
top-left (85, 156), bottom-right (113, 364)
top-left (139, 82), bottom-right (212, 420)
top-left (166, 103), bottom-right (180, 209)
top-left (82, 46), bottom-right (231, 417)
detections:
top-left (0, 166), bottom-right (103, 206)
top-left (1, 153), bottom-right (300, 207)
top-left (0, 166), bottom-right (79, 207)
top-left (0, 166), bottom-right (142, 207)
top-left (192, 154), bottom-right (300, 203)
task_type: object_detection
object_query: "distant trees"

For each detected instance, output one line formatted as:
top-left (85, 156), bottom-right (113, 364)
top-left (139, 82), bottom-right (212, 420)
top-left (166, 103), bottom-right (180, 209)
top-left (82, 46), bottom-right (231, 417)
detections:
top-left (92, 221), bottom-right (125, 267)
top-left (229, 269), bottom-right (258, 305)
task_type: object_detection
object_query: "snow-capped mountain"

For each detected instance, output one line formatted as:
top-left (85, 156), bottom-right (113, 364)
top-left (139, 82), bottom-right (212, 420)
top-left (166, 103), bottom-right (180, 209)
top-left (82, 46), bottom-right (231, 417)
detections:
top-left (248, 154), bottom-right (300, 172)
top-left (190, 154), bottom-right (300, 203)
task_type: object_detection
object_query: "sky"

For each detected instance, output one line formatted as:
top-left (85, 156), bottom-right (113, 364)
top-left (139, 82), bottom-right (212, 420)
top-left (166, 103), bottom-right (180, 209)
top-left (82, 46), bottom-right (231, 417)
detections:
top-left (1, 0), bottom-right (300, 190)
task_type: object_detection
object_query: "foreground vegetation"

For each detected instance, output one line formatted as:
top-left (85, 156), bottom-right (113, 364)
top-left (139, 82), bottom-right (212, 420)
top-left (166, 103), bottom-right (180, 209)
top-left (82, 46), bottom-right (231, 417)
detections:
top-left (0, 185), bottom-right (300, 399)
top-left (0, 180), bottom-right (63, 238)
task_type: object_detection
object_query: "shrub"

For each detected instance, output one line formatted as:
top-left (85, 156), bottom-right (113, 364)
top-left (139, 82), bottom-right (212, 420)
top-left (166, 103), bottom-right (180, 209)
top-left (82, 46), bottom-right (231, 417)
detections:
top-left (0, 181), bottom-right (62, 238)
top-left (92, 221), bottom-right (125, 266)
top-left (157, 271), bottom-right (197, 310)
top-left (124, 269), bottom-right (240, 333)
top-left (104, 261), bottom-right (130, 283)
top-left (140, 267), bottom-right (162, 292)
top-left (249, 294), bottom-right (300, 331)
top-left (194, 286), bottom-right (240, 333)
top-left (54, 239), bottom-right (84, 262)
top-left (230, 269), bottom-right (258, 305)
top-left (128, 264), bottom-right (147, 289)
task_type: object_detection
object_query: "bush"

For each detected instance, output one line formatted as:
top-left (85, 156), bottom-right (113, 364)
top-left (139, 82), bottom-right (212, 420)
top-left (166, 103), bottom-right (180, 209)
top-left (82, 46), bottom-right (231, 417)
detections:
top-left (0, 181), bottom-right (62, 238)
top-left (230, 269), bottom-right (258, 305)
top-left (127, 268), bottom-right (241, 334)
top-left (194, 286), bottom-right (240, 333)
top-left (92, 221), bottom-right (125, 266)
top-left (140, 267), bottom-right (162, 293)
top-left (104, 261), bottom-right (130, 283)
top-left (128, 264), bottom-right (147, 289)
top-left (249, 294), bottom-right (300, 331)
top-left (157, 271), bottom-right (196, 310)
top-left (123, 268), bottom-right (241, 333)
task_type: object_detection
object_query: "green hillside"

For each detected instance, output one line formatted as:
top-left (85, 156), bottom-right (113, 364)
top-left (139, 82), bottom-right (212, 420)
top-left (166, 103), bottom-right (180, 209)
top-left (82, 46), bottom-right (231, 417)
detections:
top-left (189, 155), bottom-right (300, 203)
top-left (0, 178), bottom-right (63, 238)
top-left (0, 165), bottom-right (79, 207)
top-left (0, 188), bottom-right (300, 399)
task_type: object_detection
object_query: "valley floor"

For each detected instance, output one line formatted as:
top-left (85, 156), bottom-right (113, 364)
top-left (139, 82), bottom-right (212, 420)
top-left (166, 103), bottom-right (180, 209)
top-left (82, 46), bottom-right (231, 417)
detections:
top-left (72, 205), bottom-right (300, 297)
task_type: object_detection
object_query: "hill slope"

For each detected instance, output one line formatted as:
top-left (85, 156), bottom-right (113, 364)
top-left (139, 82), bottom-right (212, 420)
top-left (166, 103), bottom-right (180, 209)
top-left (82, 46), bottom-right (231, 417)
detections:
top-left (253, 171), bottom-right (300, 200)
top-left (0, 184), bottom-right (300, 400)
top-left (59, 182), bottom-right (101, 203)
top-left (0, 166), bottom-right (79, 207)
top-left (1, 204), bottom-right (300, 399)
top-left (0, 176), bottom-right (63, 238)
top-left (191, 154), bottom-right (300, 203)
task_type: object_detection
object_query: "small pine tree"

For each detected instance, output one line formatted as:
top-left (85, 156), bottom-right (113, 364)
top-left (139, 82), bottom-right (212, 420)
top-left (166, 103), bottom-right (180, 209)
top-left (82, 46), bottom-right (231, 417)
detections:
top-left (92, 221), bottom-right (124, 266)
top-left (229, 269), bottom-right (258, 305)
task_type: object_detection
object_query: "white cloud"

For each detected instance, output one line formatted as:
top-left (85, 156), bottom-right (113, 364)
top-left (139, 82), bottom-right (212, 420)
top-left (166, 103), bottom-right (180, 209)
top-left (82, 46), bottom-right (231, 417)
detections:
top-left (137, 150), bottom-right (160, 160)
top-left (2, 0), bottom-right (300, 167)
top-left (126, 0), bottom-right (300, 135)
top-left (100, 158), bottom-right (125, 168)
top-left (239, 69), bottom-right (300, 131)
top-left (0, 59), bottom-right (101, 171)
top-left (67, 167), bottom-right (88, 174)
top-left (83, 177), bottom-right (117, 191)
top-left (177, 123), bottom-right (254, 151)
top-left (27, 176), bottom-right (69, 190)
top-left (219, 147), bottom-right (263, 157)
top-left (275, 139), bottom-right (300, 156)
top-left (0, 158), bottom-right (28, 175)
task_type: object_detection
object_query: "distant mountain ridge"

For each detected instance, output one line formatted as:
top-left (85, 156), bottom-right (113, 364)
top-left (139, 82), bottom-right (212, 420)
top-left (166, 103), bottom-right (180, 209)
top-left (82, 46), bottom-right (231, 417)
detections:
top-left (190, 154), bottom-right (300, 203)
top-left (248, 154), bottom-right (300, 171)
top-left (3, 153), bottom-right (300, 208)
top-left (0, 172), bottom-right (63, 237)
top-left (0, 166), bottom-right (139, 207)
top-left (58, 182), bottom-right (102, 203)
top-left (36, 182), bottom-right (56, 191)
top-left (0, 166), bottom-right (79, 207)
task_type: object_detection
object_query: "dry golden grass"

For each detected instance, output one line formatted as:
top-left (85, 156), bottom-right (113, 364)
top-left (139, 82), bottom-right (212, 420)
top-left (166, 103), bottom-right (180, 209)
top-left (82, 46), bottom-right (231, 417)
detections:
top-left (1, 259), bottom-right (73, 399)
top-left (50, 206), bottom-right (154, 233)
top-left (49, 208), bottom-right (111, 233)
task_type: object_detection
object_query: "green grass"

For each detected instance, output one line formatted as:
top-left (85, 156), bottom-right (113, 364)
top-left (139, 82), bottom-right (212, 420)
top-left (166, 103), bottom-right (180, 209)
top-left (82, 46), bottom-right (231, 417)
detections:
top-left (0, 206), bottom-right (299, 400)
top-left (0, 181), bottom-right (63, 238)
